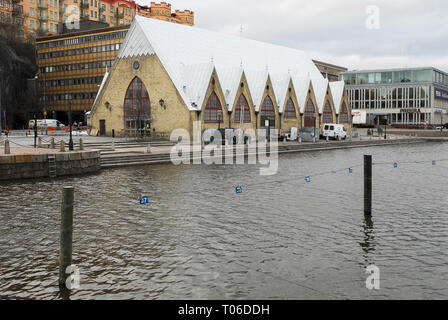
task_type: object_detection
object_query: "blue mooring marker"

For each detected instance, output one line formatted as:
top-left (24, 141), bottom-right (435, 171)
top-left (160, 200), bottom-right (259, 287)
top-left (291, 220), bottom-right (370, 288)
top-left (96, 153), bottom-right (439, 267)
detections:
top-left (235, 186), bottom-right (243, 194)
top-left (394, 162), bottom-right (398, 168)
top-left (305, 176), bottom-right (311, 183)
top-left (140, 196), bottom-right (149, 205)
top-left (432, 160), bottom-right (436, 166)
top-left (349, 168), bottom-right (353, 174)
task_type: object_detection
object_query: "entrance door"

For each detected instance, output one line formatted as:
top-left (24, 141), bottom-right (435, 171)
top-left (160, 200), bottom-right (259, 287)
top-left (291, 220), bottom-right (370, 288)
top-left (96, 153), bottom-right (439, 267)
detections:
top-left (99, 120), bottom-right (106, 136)
top-left (261, 116), bottom-right (275, 139)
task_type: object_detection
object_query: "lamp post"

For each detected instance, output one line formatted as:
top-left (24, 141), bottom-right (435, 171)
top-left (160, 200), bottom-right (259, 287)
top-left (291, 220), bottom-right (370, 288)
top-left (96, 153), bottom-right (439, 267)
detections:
top-left (313, 112), bottom-right (316, 142)
top-left (34, 113), bottom-right (37, 148)
top-left (68, 102), bottom-right (74, 151)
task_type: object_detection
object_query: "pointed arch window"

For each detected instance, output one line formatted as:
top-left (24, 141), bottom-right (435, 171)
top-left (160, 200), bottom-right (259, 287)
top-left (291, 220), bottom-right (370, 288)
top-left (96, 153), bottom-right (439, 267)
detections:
top-left (322, 101), bottom-right (333, 123)
top-left (234, 94), bottom-right (251, 123)
top-left (123, 77), bottom-right (151, 135)
top-left (260, 96), bottom-right (276, 121)
top-left (339, 102), bottom-right (350, 123)
top-left (204, 92), bottom-right (223, 123)
top-left (304, 98), bottom-right (316, 127)
top-left (284, 98), bottom-right (297, 119)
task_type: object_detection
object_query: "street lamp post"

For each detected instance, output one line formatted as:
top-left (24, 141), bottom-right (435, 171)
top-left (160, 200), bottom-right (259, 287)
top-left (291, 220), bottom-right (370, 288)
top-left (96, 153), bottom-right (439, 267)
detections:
top-left (69, 102), bottom-right (74, 151)
top-left (34, 113), bottom-right (37, 148)
top-left (313, 112), bottom-right (317, 143)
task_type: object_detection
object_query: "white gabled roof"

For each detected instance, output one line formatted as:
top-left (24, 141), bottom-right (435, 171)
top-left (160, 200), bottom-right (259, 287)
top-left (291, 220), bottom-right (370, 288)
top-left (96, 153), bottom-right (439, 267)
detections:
top-left (311, 77), bottom-right (329, 113)
top-left (292, 75), bottom-right (311, 113)
top-left (92, 70), bottom-right (110, 110)
top-left (245, 69), bottom-right (269, 111)
top-left (118, 21), bottom-right (155, 58)
top-left (118, 16), bottom-right (323, 111)
top-left (272, 73), bottom-right (291, 113)
top-left (216, 66), bottom-right (244, 111)
top-left (329, 81), bottom-right (346, 114)
top-left (180, 62), bottom-right (214, 109)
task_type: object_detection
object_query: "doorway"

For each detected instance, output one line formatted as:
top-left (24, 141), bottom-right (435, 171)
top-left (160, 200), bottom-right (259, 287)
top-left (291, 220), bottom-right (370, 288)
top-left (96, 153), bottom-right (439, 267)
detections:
top-left (99, 120), bottom-right (106, 136)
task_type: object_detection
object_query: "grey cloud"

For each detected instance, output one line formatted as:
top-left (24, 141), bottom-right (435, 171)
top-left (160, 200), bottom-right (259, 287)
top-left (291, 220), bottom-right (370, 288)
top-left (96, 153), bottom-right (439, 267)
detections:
top-left (137, 0), bottom-right (448, 71)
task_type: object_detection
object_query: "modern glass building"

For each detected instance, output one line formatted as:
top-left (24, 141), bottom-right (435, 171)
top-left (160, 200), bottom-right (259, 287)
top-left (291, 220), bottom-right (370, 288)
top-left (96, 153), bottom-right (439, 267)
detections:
top-left (340, 67), bottom-right (448, 127)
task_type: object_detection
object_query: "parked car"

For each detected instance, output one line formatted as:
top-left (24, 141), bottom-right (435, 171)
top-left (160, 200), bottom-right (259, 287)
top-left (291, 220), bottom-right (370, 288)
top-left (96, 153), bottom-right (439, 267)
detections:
top-left (323, 124), bottom-right (347, 140)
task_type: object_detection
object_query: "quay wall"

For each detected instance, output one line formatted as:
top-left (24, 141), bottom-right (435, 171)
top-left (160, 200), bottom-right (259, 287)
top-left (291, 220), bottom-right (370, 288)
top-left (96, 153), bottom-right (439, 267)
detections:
top-left (0, 151), bottom-right (101, 181)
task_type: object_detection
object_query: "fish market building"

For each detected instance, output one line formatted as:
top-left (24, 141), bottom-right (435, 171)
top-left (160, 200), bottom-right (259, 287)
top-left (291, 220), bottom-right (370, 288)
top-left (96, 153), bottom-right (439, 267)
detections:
top-left (90, 16), bottom-right (351, 137)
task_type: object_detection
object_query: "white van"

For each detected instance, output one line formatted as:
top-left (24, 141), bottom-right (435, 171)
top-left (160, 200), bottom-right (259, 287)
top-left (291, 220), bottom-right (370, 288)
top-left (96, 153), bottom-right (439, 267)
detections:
top-left (323, 124), bottom-right (347, 140)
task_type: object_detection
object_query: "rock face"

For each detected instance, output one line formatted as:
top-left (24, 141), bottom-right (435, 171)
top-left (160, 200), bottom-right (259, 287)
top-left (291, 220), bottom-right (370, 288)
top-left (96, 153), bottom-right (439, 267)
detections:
top-left (0, 151), bottom-right (101, 181)
top-left (0, 32), bottom-right (37, 130)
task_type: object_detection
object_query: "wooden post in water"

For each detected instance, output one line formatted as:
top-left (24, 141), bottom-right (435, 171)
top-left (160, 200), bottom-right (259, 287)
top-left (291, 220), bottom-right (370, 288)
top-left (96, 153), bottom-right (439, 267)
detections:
top-left (79, 139), bottom-right (84, 151)
top-left (50, 138), bottom-right (55, 149)
top-left (60, 141), bottom-right (65, 152)
top-left (59, 186), bottom-right (74, 288)
top-left (364, 155), bottom-right (372, 216)
top-left (38, 137), bottom-right (42, 148)
top-left (4, 139), bottom-right (10, 154)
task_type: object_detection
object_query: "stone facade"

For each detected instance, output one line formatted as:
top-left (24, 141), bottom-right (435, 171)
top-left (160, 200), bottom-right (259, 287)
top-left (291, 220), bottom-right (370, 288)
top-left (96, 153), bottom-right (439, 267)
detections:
top-left (0, 150), bottom-right (100, 181)
top-left (91, 54), bottom-right (192, 137)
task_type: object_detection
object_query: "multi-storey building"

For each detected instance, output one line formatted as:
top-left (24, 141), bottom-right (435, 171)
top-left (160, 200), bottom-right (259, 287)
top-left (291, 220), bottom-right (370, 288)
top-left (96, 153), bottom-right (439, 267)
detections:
top-left (341, 67), bottom-right (448, 127)
top-left (36, 25), bottom-right (128, 122)
top-left (313, 60), bottom-right (348, 82)
top-left (0, 0), bottom-right (60, 39)
top-left (35, 2), bottom-right (194, 122)
top-left (1, 1), bottom-right (193, 39)
top-left (137, 2), bottom-right (194, 26)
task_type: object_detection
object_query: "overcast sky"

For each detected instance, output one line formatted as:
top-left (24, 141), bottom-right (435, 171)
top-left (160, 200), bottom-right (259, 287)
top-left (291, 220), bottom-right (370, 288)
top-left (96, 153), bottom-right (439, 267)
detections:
top-left (136, 0), bottom-right (448, 71)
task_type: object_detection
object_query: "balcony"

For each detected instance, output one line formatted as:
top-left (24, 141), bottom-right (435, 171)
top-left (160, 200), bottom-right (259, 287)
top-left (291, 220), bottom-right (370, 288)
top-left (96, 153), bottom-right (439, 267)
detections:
top-left (80, 2), bottom-right (89, 9)
top-left (12, 8), bottom-right (22, 16)
top-left (115, 12), bottom-right (124, 19)
top-left (38, 2), bottom-right (48, 9)
top-left (99, 7), bottom-right (106, 13)
top-left (38, 15), bottom-right (48, 21)
top-left (38, 27), bottom-right (48, 34)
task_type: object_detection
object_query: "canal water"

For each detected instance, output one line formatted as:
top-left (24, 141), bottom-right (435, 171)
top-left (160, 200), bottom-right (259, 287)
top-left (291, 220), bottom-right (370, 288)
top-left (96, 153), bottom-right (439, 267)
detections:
top-left (0, 142), bottom-right (447, 300)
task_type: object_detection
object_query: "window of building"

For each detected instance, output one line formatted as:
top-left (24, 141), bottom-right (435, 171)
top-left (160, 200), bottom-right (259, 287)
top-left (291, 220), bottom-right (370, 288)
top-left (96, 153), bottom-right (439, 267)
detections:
top-left (30, 19), bottom-right (34, 29)
top-left (322, 101), bottom-right (333, 123)
top-left (304, 98), bottom-right (316, 127)
top-left (339, 102), bottom-right (350, 123)
top-left (204, 92), bottom-right (223, 123)
top-left (234, 94), bottom-right (251, 123)
top-left (0, 0), bottom-right (4, 7)
top-left (260, 96), bottom-right (275, 121)
top-left (284, 98), bottom-right (297, 119)
top-left (124, 77), bottom-right (151, 134)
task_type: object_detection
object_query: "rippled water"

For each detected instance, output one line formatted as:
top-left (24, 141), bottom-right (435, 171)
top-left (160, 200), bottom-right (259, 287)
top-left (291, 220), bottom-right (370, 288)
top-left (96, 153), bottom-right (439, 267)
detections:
top-left (0, 142), bottom-right (447, 300)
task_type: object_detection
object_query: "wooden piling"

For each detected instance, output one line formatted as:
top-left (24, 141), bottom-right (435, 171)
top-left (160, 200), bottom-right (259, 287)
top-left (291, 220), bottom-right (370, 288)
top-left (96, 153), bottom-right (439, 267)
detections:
top-left (50, 138), bottom-right (55, 149)
top-left (60, 140), bottom-right (65, 152)
top-left (59, 186), bottom-right (74, 287)
top-left (4, 139), bottom-right (10, 154)
top-left (364, 155), bottom-right (372, 216)
top-left (79, 139), bottom-right (84, 151)
top-left (38, 137), bottom-right (42, 148)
